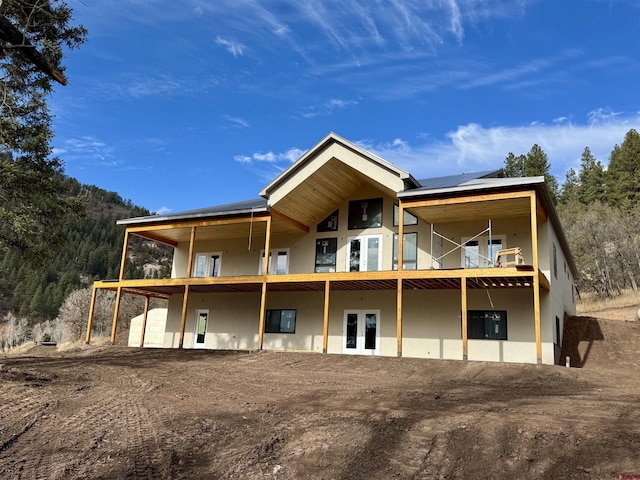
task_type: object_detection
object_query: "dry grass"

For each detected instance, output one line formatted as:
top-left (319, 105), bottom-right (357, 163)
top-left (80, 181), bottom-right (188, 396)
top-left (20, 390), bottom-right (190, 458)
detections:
top-left (577, 288), bottom-right (640, 315)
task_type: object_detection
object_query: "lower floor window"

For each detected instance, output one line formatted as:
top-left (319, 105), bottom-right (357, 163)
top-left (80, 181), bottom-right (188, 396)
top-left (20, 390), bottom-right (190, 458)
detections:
top-left (265, 309), bottom-right (296, 333)
top-left (467, 310), bottom-right (507, 340)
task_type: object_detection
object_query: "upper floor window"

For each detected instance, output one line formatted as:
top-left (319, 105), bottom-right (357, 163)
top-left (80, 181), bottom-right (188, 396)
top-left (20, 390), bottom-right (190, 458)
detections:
top-left (393, 204), bottom-right (418, 227)
top-left (259, 249), bottom-right (289, 275)
top-left (393, 233), bottom-right (418, 270)
top-left (315, 238), bottom-right (337, 273)
top-left (553, 243), bottom-right (558, 279)
top-left (192, 252), bottom-right (221, 277)
top-left (461, 236), bottom-right (505, 268)
top-left (348, 198), bottom-right (382, 229)
top-left (317, 209), bottom-right (339, 232)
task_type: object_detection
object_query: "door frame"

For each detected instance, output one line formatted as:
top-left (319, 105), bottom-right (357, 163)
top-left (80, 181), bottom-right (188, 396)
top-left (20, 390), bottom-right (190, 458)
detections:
top-left (193, 309), bottom-right (209, 349)
top-left (342, 309), bottom-right (381, 355)
top-left (346, 234), bottom-right (383, 272)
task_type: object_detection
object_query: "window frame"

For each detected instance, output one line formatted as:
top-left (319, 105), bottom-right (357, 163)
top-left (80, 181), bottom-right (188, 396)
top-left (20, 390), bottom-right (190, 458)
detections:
top-left (392, 232), bottom-right (418, 270)
top-left (315, 237), bottom-right (338, 273)
top-left (317, 209), bottom-right (339, 232)
top-left (467, 310), bottom-right (507, 340)
top-left (393, 204), bottom-right (418, 227)
top-left (259, 248), bottom-right (290, 275)
top-left (192, 252), bottom-right (222, 277)
top-left (264, 309), bottom-right (297, 334)
top-left (348, 198), bottom-right (383, 230)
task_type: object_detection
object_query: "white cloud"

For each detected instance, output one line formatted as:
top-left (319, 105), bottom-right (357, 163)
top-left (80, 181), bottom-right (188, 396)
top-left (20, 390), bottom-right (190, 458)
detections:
top-left (155, 206), bottom-right (173, 215)
top-left (366, 111), bottom-right (640, 180)
top-left (215, 36), bottom-right (246, 57)
top-left (234, 147), bottom-right (304, 165)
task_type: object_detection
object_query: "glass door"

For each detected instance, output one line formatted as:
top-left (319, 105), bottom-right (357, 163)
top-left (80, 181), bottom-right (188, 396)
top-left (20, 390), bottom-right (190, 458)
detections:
top-left (194, 309), bottom-right (208, 348)
top-left (346, 235), bottom-right (382, 272)
top-left (342, 310), bottom-right (380, 355)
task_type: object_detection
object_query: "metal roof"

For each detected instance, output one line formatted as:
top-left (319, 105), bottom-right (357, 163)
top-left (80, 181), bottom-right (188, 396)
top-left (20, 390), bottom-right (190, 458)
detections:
top-left (116, 198), bottom-right (268, 226)
top-left (414, 169), bottom-right (503, 191)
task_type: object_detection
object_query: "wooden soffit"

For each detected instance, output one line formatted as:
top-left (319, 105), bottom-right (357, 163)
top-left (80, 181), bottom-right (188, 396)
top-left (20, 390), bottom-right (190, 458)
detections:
top-left (404, 191), bottom-right (542, 225)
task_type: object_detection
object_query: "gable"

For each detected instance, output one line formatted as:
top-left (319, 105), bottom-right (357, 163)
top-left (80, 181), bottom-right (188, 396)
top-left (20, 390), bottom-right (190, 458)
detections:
top-left (260, 133), bottom-right (418, 229)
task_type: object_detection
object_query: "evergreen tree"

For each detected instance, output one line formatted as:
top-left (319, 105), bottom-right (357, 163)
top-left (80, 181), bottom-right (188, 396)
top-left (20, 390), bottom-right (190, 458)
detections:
top-left (0, 1), bottom-right (86, 261)
top-left (503, 144), bottom-right (559, 203)
top-left (578, 147), bottom-right (606, 204)
top-left (607, 129), bottom-right (640, 211)
top-left (559, 168), bottom-right (579, 204)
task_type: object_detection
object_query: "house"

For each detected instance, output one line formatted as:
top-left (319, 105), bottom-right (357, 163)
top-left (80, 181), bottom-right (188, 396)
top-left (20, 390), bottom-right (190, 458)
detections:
top-left (85, 133), bottom-right (577, 365)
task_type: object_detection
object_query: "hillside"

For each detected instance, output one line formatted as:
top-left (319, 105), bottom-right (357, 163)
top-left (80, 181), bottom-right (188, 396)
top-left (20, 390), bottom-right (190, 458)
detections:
top-left (0, 309), bottom-right (638, 479)
top-left (0, 178), bottom-right (172, 322)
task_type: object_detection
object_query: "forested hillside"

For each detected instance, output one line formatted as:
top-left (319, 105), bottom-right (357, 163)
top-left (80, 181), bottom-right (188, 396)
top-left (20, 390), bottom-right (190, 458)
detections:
top-left (0, 176), bottom-right (172, 322)
top-left (505, 128), bottom-right (640, 299)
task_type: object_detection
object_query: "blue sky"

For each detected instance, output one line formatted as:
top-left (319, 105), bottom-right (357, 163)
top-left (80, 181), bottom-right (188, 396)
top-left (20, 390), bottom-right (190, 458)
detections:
top-left (51, 0), bottom-right (639, 215)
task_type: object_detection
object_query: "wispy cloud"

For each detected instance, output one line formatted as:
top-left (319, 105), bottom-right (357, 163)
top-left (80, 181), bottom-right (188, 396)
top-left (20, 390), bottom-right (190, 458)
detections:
top-left (224, 115), bottom-right (250, 128)
top-left (301, 98), bottom-right (359, 118)
top-left (215, 36), bottom-right (246, 57)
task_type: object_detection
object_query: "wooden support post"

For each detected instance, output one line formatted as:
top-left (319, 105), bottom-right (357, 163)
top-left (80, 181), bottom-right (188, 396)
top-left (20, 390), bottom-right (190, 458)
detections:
top-left (119, 232), bottom-right (130, 280)
top-left (322, 280), bottom-right (330, 354)
top-left (530, 192), bottom-right (542, 364)
top-left (397, 278), bottom-right (403, 357)
top-left (139, 296), bottom-right (150, 348)
top-left (85, 286), bottom-right (98, 344)
top-left (461, 278), bottom-right (468, 360)
top-left (110, 287), bottom-right (122, 345)
top-left (258, 282), bottom-right (267, 350)
top-left (258, 215), bottom-right (272, 351)
top-left (186, 226), bottom-right (196, 277)
top-left (178, 286), bottom-right (190, 349)
top-left (263, 216), bottom-right (272, 275)
top-left (398, 202), bottom-right (404, 272)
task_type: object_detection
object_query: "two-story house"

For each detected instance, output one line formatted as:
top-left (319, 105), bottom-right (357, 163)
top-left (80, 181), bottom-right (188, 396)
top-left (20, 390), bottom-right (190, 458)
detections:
top-left (86, 133), bottom-right (577, 365)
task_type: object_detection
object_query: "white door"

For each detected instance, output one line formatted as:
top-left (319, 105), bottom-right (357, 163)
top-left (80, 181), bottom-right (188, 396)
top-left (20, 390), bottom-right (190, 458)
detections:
top-left (343, 310), bottom-right (380, 355)
top-left (194, 309), bottom-right (208, 348)
top-left (346, 235), bottom-right (382, 272)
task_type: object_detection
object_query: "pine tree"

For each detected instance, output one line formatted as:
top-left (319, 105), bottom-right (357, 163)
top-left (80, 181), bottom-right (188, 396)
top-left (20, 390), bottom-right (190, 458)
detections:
top-left (607, 129), bottom-right (640, 211)
top-left (559, 168), bottom-right (579, 204)
top-left (503, 144), bottom-right (559, 203)
top-left (578, 147), bottom-right (606, 204)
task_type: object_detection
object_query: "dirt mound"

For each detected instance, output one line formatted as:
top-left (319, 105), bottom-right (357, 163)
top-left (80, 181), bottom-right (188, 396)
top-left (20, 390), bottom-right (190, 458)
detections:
top-left (561, 309), bottom-right (640, 370)
top-left (1, 318), bottom-right (639, 479)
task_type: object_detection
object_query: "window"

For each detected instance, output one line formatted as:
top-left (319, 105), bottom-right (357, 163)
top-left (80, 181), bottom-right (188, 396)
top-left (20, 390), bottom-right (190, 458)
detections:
top-left (555, 316), bottom-right (561, 346)
top-left (393, 233), bottom-right (418, 270)
top-left (317, 209), bottom-right (339, 232)
top-left (393, 204), bottom-right (418, 227)
top-left (467, 310), bottom-right (507, 340)
top-left (192, 252), bottom-right (221, 277)
top-left (264, 309), bottom-right (296, 333)
top-left (348, 198), bottom-right (382, 229)
top-left (259, 249), bottom-right (289, 275)
top-left (553, 243), bottom-right (558, 279)
top-left (461, 236), bottom-right (505, 268)
top-left (315, 238), bottom-right (337, 272)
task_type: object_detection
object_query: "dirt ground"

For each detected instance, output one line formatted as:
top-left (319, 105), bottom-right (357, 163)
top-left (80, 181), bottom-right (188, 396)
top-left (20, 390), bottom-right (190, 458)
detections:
top-left (1, 309), bottom-right (639, 480)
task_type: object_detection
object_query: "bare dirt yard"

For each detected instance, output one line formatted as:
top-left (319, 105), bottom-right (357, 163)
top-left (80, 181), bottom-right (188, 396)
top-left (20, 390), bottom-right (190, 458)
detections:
top-left (1, 309), bottom-right (639, 480)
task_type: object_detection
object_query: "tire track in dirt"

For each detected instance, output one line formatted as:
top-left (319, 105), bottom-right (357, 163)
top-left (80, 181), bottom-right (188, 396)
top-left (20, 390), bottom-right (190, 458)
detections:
top-left (0, 361), bottom-right (169, 480)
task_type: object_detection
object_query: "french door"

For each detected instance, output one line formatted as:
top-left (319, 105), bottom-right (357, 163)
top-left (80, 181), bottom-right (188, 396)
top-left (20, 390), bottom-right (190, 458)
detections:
top-left (194, 309), bottom-right (208, 348)
top-left (343, 310), bottom-right (380, 355)
top-left (346, 235), bottom-right (382, 272)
